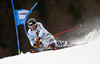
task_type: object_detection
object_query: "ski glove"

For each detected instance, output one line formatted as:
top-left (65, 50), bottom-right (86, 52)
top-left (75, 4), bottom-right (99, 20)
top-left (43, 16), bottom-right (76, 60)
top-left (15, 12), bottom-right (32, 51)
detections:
top-left (33, 37), bottom-right (40, 48)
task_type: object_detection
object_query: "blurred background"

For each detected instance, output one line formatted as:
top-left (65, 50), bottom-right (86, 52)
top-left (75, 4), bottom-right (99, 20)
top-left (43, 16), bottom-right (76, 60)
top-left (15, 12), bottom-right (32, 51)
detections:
top-left (0, 0), bottom-right (100, 58)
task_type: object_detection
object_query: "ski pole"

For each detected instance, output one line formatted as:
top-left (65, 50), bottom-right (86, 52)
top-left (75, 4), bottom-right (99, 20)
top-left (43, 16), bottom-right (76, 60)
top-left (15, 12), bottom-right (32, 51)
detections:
top-left (39, 36), bottom-right (52, 42)
top-left (53, 25), bottom-right (82, 37)
top-left (39, 25), bottom-right (82, 42)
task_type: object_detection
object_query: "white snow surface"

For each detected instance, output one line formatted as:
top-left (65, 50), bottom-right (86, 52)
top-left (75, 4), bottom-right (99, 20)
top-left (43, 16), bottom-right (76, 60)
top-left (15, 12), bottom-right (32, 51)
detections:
top-left (0, 30), bottom-right (100, 64)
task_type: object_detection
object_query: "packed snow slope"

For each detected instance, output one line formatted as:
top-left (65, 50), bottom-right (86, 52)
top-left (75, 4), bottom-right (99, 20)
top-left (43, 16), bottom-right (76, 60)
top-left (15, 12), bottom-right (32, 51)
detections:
top-left (0, 30), bottom-right (100, 64)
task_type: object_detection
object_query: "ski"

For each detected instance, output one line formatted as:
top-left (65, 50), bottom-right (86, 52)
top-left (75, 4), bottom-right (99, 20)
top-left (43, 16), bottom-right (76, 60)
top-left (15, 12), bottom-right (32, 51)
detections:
top-left (29, 42), bottom-right (88, 53)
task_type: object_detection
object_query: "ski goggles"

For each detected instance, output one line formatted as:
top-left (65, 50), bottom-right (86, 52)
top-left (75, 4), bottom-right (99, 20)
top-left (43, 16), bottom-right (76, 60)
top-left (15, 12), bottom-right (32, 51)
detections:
top-left (31, 24), bottom-right (37, 29)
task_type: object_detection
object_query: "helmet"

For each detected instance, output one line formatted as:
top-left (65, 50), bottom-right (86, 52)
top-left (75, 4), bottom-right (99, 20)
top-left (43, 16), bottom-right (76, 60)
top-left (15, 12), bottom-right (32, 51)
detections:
top-left (27, 18), bottom-right (37, 28)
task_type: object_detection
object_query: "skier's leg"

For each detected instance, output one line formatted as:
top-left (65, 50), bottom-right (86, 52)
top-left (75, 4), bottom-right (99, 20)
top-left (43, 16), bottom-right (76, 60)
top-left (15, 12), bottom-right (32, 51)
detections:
top-left (56, 40), bottom-right (71, 47)
top-left (41, 35), bottom-right (57, 48)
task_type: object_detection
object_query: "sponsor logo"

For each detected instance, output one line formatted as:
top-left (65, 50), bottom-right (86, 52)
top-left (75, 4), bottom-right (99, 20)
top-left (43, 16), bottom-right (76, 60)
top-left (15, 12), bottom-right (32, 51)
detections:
top-left (20, 12), bottom-right (27, 15)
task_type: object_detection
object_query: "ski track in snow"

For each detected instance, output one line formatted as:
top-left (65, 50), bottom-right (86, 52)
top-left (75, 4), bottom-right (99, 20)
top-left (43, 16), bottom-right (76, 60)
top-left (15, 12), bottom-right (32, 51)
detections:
top-left (0, 29), bottom-right (100, 64)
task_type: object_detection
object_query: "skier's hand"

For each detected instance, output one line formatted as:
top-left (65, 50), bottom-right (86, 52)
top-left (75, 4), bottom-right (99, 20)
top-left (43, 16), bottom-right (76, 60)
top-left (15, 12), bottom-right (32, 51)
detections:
top-left (33, 43), bottom-right (37, 48)
top-left (33, 42), bottom-right (40, 48)
top-left (33, 37), bottom-right (40, 48)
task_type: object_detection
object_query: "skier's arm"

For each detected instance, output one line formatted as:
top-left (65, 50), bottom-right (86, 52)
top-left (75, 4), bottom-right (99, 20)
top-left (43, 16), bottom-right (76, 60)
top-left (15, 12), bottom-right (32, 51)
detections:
top-left (28, 34), bottom-right (35, 46)
top-left (37, 23), bottom-right (45, 39)
top-left (28, 29), bottom-right (37, 47)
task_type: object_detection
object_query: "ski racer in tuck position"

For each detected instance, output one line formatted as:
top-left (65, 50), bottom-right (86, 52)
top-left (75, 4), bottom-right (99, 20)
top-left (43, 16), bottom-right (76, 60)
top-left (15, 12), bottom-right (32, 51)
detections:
top-left (27, 18), bottom-right (70, 50)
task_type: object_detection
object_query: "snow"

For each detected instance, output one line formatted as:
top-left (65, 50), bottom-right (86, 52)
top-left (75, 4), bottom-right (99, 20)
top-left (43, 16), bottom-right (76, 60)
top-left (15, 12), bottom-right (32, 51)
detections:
top-left (0, 30), bottom-right (100, 64)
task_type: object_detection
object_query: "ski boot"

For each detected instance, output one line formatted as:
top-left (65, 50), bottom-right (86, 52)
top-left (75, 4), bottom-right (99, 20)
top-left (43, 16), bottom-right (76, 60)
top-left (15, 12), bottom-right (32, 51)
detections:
top-left (48, 43), bottom-right (57, 50)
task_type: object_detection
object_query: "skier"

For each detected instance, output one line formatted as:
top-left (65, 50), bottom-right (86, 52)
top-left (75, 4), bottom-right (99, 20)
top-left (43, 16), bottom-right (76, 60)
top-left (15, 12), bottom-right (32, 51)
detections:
top-left (27, 18), bottom-right (70, 50)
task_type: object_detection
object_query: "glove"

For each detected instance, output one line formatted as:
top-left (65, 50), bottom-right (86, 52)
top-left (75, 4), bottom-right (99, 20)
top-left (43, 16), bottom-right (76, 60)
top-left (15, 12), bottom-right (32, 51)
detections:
top-left (33, 37), bottom-right (40, 48)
